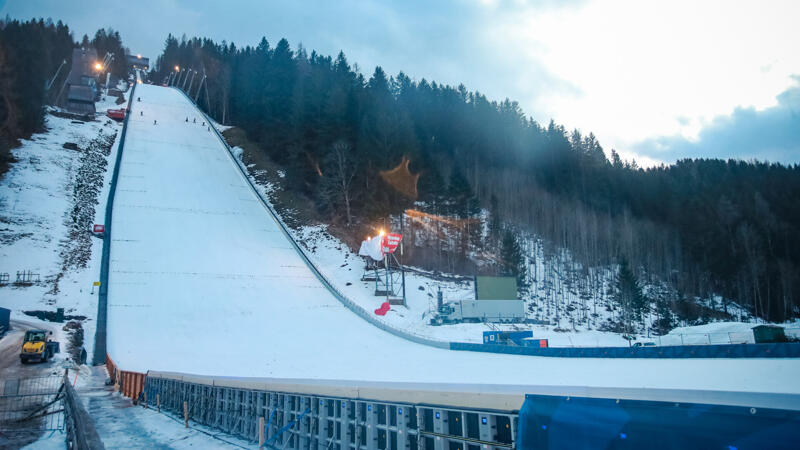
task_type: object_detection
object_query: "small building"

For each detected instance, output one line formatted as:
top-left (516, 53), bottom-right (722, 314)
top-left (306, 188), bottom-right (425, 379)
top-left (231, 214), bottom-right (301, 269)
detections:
top-left (66, 85), bottom-right (96, 115)
top-left (752, 325), bottom-right (787, 343)
top-left (63, 48), bottom-right (100, 114)
top-left (127, 54), bottom-right (149, 71)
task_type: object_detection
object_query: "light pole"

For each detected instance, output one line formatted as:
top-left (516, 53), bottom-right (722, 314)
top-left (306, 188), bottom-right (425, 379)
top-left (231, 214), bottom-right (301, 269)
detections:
top-left (400, 210), bottom-right (406, 307)
top-left (45, 59), bottom-right (67, 91)
top-left (187, 70), bottom-right (196, 94)
top-left (194, 71), bottom-right (206, 104)
top-left (182, 69), bottom-right (192, 91)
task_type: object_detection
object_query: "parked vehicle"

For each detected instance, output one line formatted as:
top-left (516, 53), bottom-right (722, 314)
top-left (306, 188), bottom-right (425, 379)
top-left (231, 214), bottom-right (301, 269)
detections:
top-left (20, 330), bottom-right (59, 363)
top-left (430, 299), bottom-right (525, 325)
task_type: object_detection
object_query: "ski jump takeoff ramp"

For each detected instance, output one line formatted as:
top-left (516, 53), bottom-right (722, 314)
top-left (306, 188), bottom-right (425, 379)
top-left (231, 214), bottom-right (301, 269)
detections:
top-left (107, 84), bottom-right (800, 400)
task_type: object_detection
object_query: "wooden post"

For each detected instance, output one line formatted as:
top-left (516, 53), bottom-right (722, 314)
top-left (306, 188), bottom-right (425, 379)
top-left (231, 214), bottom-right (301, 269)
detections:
top-left (157, 394), bottom-right (161, 413)
top-left (258, 416), bottom-right (265, 448)
top-left (183, 401), bottom-right (189, 428)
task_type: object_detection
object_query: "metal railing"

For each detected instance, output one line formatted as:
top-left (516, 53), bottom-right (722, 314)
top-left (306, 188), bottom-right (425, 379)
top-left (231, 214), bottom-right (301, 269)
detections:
top-left (646, 327), bottom-right (800, 346)
top-left (0, 374), bottom-right (64, 448)
top-left (0, 371), bottom-right (103, 449)
top-left (144, 373), bottom-right (517, 450)
top-left (0, 375), bottom-right (64, 430)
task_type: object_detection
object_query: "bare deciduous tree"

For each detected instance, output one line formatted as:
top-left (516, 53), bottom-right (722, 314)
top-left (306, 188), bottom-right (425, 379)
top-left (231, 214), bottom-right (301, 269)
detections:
top-left (319, 140), bottom-right (358, 226)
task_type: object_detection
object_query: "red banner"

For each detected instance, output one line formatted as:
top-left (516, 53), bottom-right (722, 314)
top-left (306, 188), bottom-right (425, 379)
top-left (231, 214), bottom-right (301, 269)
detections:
top-left (382, 233), bottom-right (402, 254)
top-left (93, 224), bottom-right (105, 233)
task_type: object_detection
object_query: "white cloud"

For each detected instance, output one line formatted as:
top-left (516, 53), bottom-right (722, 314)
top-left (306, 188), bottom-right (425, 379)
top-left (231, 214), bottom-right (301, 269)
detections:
top-left (486, 0), bottom-right (800, 164)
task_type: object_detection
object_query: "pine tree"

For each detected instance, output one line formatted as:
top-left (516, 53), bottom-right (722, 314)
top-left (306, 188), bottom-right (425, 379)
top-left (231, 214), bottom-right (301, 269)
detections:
top-left (652, 297), bottom-right (674, 335)
top-left (447, 167), bottom-right (477, 219)
top-left (500, 229), bottom-right (525, 285)
top-left (616, 258), bottom-right (645, 333)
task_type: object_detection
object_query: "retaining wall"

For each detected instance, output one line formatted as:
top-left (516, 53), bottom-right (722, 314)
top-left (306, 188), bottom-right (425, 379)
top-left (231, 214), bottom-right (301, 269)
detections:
top-left (92, 82), bottom-right (137, 365)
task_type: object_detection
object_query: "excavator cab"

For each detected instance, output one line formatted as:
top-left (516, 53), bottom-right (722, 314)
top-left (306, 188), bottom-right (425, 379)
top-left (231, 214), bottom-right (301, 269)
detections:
top-left (24, 330), bottom-right (48, 342)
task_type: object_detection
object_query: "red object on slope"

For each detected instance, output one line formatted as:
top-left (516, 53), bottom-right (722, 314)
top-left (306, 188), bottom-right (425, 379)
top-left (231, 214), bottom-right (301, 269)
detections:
top-left (374, 302), bottom-right (391, 316)
top-left (382, 233), bottom-right (403, 255)
top-left (106, 108), bottom-right (126, 121)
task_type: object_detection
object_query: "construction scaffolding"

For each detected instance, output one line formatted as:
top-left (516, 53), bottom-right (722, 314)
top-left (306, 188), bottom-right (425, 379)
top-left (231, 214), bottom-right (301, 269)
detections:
top-left (143, 376), bottom-right (517, 450)
top-left (372, 253), bottom-right (404, 305)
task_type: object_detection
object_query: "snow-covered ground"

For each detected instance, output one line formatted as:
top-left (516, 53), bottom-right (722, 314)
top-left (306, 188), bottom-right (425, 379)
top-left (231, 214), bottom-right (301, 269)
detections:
top-left (662, 321), bottom-right (800, 345)
top-left (77, 366), bottom-right (250, 449)
top-left (287, 225), bottom-right (633, 347)
top-left (1, 92), bottom-right (127, 360)
top-left (98, 84), bottom-right (800, 396)
top-left (235, 162), bottom-right (797, 348)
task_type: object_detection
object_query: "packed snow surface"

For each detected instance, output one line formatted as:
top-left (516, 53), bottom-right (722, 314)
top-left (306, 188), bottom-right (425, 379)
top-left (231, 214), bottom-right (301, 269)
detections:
top-left (106, 85), bottom-right (800, 395)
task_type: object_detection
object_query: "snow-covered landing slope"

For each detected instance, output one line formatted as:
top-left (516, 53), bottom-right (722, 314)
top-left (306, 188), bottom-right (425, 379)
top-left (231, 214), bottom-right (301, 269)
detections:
top-left (106, 85), bottom-right (800, 396)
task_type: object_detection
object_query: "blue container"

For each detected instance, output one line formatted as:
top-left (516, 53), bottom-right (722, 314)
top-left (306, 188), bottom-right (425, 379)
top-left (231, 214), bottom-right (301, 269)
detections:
top-left (0, 306), bottom-right (9, 334)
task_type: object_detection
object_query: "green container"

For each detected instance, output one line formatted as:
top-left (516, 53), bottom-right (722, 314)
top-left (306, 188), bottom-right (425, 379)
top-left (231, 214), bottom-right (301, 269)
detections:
top-left (475, 276), bottom-right (518, 300)
top-left (752, 325), bottom-right (787, 343)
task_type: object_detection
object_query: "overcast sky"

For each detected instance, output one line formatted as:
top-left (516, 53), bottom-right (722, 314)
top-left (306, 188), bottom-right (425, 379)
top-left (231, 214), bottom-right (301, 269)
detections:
top-left (2, 0), bottom-right (798, 166)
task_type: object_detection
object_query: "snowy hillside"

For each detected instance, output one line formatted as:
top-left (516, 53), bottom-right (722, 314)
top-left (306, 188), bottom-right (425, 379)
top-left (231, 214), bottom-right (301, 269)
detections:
top-left (0, 93), bottom-right (127, 360)
top-left (230, 147), bottom-right (798, 348)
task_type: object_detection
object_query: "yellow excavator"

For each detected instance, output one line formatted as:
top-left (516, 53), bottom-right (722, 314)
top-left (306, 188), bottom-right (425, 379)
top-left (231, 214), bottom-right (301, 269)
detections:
top-left (20, 329), bottom-right (59, 364)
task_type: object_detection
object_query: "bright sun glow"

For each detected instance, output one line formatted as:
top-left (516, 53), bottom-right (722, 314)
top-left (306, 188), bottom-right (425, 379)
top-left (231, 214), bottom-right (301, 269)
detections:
top-left (482, 0), bottom-right (800, 165)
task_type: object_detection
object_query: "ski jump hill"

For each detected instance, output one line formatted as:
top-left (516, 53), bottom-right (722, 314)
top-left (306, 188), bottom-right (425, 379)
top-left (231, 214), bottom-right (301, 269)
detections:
top-left (100, 83), bottom-right (800, 403)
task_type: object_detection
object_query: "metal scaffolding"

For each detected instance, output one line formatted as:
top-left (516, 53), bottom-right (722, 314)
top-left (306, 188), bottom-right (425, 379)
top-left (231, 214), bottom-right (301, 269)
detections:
top-left (143, 377), bottom-right (517, 449)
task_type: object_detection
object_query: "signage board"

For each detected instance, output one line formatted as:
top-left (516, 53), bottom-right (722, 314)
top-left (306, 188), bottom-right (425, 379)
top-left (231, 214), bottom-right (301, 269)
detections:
top-left (382, 233), bottom-right (402, 254)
